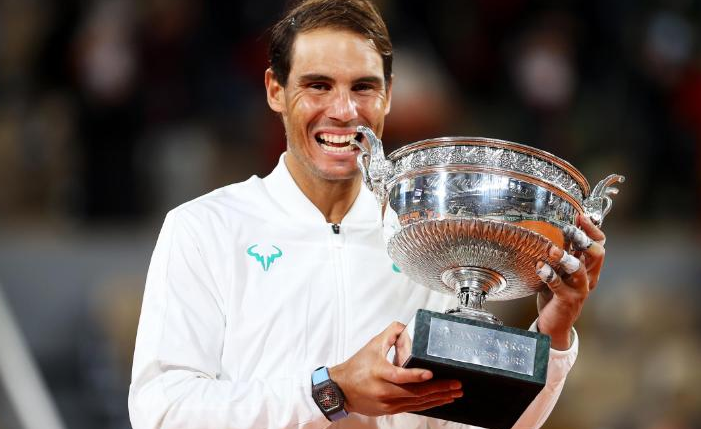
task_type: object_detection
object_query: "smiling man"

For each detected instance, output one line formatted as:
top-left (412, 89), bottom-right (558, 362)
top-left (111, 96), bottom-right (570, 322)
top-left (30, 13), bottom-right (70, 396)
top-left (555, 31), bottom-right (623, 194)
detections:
top-left (265, 26), bottom-right (390, 223)
top-left (129, 1), bottom-right (607, 428)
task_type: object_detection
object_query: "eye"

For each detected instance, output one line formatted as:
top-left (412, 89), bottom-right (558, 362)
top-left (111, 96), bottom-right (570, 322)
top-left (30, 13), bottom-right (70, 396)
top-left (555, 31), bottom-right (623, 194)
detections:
top-left (352, 83), bottom-right (375, 92)
top-left (309, 82), bottom-right (331, 91)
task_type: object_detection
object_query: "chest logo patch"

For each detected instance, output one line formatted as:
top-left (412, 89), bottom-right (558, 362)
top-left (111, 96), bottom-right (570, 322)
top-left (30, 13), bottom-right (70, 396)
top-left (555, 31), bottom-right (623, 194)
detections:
top-left (247, 244), bottom-right (283, 272)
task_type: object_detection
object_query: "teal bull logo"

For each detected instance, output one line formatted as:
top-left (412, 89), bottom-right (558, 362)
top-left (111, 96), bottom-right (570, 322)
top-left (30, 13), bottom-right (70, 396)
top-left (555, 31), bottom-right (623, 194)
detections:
top-left (247, 244), bottom-right (283, 272)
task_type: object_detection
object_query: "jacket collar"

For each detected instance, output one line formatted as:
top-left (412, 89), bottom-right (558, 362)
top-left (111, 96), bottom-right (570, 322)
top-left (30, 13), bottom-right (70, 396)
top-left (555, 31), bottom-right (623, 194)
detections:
top-left (263, 153), bottom-right (381, 227)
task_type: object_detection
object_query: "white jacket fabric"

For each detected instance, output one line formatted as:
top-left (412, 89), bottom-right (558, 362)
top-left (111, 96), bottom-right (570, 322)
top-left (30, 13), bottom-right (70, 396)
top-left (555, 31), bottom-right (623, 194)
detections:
top-left (129, 154), bottom-right (578, 429)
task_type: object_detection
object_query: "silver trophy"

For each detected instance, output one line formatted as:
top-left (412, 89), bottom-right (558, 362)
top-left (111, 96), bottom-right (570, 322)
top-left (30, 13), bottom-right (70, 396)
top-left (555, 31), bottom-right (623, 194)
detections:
top-left (353, 126), bottom-right (623, 429)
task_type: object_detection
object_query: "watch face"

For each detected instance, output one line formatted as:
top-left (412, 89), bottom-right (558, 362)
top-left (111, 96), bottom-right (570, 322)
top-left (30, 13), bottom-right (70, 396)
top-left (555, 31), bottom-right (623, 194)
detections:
top-left (318, 384), bottom-right (341, 410)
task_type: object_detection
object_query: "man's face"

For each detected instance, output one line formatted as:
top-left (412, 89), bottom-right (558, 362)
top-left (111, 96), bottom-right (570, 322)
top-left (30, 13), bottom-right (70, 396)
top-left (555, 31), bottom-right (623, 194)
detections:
top-left (266, 28), bottom-right (391, 183)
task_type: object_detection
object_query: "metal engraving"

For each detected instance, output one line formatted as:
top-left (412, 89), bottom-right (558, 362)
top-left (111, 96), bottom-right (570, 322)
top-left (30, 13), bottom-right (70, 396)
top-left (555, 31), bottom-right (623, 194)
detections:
top-left (391, 145), bottom-right (584, 202)
top-left (427, 318), bottom-right (537, 376)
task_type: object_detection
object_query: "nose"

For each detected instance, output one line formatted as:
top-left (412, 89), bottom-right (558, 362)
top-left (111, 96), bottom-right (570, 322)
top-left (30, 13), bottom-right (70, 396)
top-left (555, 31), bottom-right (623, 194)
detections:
top-left (327, 88), bottom-right (358, 123)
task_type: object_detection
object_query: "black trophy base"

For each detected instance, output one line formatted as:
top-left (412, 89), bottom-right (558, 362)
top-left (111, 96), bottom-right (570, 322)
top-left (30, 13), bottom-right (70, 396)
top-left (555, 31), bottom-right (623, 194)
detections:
top-left (403, 309), bottom-right (551, 429)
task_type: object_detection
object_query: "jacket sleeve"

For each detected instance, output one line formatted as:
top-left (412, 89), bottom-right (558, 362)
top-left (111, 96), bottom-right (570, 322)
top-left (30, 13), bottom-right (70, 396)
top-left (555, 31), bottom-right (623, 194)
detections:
top-left (128, 210), bottom-right (331, 429)
top-left (510, 324), bottom-right (578, 429)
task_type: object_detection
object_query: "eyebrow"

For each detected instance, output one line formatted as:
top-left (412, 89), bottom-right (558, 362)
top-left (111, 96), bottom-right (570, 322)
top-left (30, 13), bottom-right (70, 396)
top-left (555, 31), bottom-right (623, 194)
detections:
top-left (298, 73), bottom-right (333, 83)
top-left (297, 73), bottom-right (385, 87)
top-left (353, 75), bottom-right (385, 87)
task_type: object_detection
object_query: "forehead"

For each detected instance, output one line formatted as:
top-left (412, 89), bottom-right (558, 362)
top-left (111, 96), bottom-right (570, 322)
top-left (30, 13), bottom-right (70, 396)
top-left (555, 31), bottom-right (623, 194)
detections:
top-left (289, 28), bottom-right (384, 79)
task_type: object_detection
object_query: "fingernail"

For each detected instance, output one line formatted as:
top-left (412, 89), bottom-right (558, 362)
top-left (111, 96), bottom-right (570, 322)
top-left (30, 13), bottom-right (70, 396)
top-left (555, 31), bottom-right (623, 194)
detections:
top-left (452, 390), bottom-right (464, 398)
top-left (536, 262), bottom-right (556, 283)
top-left (559, 252), bottom-right (581, 274)
top-left (421, 371), bottom-right (432, 381)
top-left (450, 381), bottom-right (461, 390)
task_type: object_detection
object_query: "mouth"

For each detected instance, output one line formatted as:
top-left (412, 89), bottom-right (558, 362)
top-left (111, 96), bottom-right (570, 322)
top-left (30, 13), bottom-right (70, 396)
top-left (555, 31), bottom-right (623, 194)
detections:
top-left (314, 131), bottom-right (363, 153)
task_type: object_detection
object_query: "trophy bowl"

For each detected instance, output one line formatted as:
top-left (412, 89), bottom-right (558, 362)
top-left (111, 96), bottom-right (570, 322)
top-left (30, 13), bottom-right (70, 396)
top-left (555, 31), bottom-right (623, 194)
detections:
top-left (353, 126), bottom-right (624, 429)
top-left (354, 126), bottom-right (624, 324)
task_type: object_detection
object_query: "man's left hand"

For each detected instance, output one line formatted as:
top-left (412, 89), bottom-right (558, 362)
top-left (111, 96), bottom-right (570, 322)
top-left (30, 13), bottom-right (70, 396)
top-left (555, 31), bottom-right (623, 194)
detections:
top-left (535, 214), bottom-right (607, 350)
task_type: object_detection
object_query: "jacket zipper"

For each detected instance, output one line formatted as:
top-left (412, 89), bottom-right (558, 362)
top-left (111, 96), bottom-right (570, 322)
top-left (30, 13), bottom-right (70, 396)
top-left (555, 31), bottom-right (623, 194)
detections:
top-left (329, 223), bottom-right (346, 362)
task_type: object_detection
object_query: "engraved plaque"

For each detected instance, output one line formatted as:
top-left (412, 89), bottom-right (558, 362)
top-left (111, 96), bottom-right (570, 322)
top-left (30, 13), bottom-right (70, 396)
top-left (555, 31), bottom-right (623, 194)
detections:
top-left (427, 317), bottom-right (537, 376)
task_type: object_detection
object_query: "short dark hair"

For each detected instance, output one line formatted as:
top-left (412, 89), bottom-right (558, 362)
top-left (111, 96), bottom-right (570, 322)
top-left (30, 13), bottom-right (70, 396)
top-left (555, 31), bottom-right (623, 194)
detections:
top-left (268, 0), bottom-right (393, 87)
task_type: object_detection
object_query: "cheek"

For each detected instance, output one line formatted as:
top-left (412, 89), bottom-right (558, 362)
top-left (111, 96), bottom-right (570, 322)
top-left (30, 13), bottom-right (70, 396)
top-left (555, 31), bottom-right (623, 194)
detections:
top-left (286, 98), bottom-right (323, 150)
top-left (359, 96), bottom-right (389, 118)
top-left (289, 96), bottom-right (323, 125)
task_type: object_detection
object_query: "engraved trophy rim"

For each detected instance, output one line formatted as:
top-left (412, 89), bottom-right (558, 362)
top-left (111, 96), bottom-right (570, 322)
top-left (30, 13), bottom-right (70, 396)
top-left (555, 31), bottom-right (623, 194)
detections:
top-left (386, 136), bottom-right (591, 198)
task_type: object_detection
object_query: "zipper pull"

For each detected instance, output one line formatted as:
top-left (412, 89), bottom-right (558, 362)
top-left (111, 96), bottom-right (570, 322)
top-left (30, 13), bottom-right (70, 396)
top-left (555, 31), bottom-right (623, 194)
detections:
top-left (331, 224), bottom-right (340, 234)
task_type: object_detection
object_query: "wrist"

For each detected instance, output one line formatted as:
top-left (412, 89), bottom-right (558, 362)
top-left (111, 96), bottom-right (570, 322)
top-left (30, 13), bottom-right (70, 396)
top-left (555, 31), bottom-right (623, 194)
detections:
top-left (536, 321), bottom-right (573, 351)
top-left (327, 364), bottom-right (354, 414)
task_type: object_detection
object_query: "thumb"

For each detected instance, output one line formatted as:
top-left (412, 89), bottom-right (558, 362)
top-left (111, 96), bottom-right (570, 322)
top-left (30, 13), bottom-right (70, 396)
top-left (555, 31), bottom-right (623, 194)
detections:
top-left (376, 322), bottom-right (432, 384)
top-left (376, 321), bottom-right (407, 356)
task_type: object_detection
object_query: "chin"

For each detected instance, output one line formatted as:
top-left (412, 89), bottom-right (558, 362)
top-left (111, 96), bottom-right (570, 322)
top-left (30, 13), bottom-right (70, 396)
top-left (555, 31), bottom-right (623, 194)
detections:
top-left (319, 166), bottom-right (359, 182)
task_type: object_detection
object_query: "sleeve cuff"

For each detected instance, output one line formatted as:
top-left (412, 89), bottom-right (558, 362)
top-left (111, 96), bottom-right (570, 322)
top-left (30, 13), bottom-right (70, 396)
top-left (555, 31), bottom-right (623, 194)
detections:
top-left (528, 319), bottom-right (579, 358)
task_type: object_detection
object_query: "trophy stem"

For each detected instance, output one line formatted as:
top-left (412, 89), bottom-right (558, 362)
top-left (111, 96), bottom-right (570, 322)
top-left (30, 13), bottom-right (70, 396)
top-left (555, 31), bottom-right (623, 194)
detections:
top-left (442, 267), bottom-right (505, 325)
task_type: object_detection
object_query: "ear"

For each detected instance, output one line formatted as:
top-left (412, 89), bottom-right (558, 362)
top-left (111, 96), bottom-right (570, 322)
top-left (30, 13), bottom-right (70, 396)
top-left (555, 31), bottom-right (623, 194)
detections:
top-left (384, 76), bottom-right (393, 115)
top-left (265, 68), bottom-right (286, 113)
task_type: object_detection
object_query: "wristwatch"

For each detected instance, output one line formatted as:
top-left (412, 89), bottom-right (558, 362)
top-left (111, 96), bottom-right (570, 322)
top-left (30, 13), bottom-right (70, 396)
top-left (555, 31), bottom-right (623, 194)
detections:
top-left (311, 366), bottom-right (348, 421)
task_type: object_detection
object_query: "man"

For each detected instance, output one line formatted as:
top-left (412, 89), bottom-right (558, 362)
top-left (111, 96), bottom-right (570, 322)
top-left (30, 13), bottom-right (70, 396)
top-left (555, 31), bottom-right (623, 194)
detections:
top-left (129, 0), bottom-right (607, 427)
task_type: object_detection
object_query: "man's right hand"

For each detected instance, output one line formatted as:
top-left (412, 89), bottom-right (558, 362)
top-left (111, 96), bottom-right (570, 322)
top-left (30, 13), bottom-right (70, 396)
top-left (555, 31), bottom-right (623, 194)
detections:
top-left (328, 322), bottom-right (463, 416)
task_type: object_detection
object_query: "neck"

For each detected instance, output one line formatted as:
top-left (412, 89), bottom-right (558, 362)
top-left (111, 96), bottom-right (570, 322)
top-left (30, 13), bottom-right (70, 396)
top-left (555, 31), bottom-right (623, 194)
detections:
top-left (285, 158), bottom-right (362, 225)
top-left (311, 177), bottom-right (362, 225)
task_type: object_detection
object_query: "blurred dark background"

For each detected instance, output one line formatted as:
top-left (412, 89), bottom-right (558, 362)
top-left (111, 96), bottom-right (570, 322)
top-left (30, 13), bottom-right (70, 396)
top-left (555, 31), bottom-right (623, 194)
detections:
top-left (0, 0), bottom-right (700, 428)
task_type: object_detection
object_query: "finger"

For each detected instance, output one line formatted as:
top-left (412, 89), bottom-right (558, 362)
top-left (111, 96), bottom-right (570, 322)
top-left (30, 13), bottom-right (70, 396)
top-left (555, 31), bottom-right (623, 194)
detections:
top-left (380, 363), bottom-right (433, 384)
top-left (377, 322), bottom-right (414, 366)
top-left (390, 389), bottom-right (463, 413)
top-left (376, 322), bottom-right (434, 383)
top-left (550, 245), bottom-right (581, 275)
top-left (582, 240), bottom-right (605, 272)
top-left (584, 249), bottom-right (603, 291)
top-left (563, 228), bottom-right (605, 292)
top-left (536, 260), bottom-right (588, 294)
top-left (390, 379), bottom-right (462, 398)
top-left (536, 262), bottom-right (558, 287)
top-left (577, 213), bottom-right (606, 245)
top-left (548, 246), bottom-right (589, 290)
top-left (563, 224), bottom-right (606, 263)
top-left (393, 327), bottom-right (413, 367)
top-left (562, 225), bottom-right (605, 290)
top-left (562, 224), bottom-right (593, 252)
top-left (374, 378), bottom-right (461, 401)
top-left (378, 321), bottom-right (406, 354)
top-left (392, 397), bottom-right (457, 414)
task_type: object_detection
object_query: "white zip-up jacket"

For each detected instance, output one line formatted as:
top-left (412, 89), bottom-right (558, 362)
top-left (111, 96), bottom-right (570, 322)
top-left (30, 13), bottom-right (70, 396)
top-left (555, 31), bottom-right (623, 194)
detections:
top-left (129, 154), bottom-right (578, 429)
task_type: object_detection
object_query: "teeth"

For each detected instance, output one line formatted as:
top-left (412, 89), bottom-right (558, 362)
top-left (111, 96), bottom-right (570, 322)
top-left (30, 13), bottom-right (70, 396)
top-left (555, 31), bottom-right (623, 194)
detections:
top-left (320, 143), bottom-right (355, 153)
top-left (318, 132), bottom-right (355, 144)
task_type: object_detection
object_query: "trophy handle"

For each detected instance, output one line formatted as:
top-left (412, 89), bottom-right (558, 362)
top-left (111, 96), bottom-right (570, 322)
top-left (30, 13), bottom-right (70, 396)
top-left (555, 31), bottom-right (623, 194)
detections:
top-left (354, 125), bottom-right (392, 203)
top-left (583, 174), bottom-right (625, 226)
